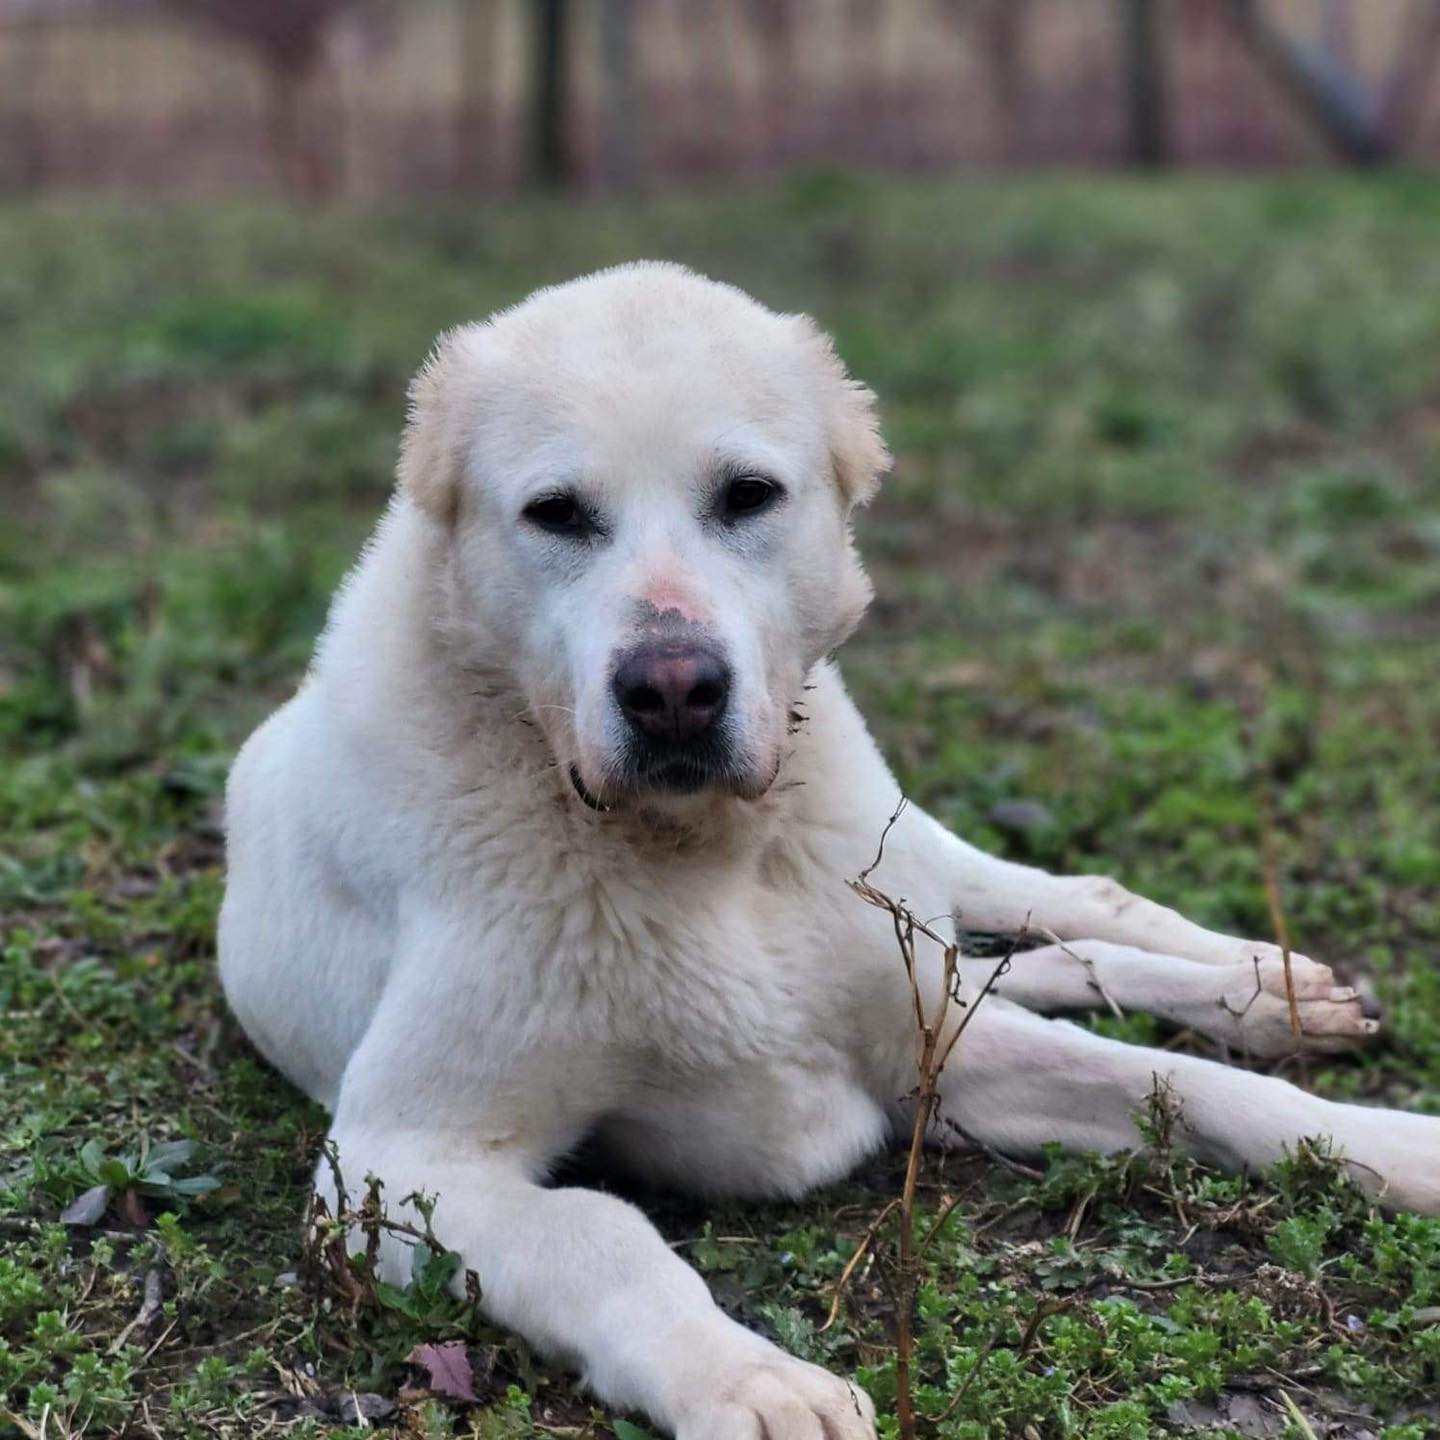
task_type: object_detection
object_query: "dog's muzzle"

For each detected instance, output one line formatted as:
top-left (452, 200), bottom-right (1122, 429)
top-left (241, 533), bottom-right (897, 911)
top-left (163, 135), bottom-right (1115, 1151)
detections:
top-left (607, 641), bottom-right (739, 795)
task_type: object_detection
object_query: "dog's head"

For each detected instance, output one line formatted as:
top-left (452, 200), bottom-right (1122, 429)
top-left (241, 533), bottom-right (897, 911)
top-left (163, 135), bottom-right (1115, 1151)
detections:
top-left (400, 263), bottom-right (889, 810)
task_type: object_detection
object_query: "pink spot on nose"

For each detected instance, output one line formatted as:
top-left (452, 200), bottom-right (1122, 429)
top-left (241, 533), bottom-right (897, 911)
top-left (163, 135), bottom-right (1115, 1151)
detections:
top-left (640, 579), bottom-right (706, 624)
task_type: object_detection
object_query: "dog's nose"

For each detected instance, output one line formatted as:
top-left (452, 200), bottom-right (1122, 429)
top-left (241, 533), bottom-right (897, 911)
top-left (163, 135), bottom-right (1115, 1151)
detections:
top-left (613, 645), bottom-right (730, 742)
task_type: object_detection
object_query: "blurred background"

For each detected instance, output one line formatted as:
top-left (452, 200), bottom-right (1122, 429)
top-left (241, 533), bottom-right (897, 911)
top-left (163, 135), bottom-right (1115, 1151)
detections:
top-left (5, 0), bottom-right (1440, 195)
top-left (5, 5), bottom-right (1440, 1439)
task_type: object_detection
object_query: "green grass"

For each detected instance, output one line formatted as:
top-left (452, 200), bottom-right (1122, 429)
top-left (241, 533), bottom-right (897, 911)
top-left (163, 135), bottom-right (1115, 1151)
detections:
top-left (3, 172), bottom-right (1440, 1439)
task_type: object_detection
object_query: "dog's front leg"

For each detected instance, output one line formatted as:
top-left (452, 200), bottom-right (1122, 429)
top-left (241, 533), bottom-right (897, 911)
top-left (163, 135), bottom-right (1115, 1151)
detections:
top-left (950, 941), bottom-right (1376, 1056)
top-left (824, 671), bottom-right (1283, 964)
top-left (885, 803), bottom-right (1275, 962)
top-left (324, 1008), bottom-right (875, 1438)
top-left (865, 800), bottom-right (1372, 1051)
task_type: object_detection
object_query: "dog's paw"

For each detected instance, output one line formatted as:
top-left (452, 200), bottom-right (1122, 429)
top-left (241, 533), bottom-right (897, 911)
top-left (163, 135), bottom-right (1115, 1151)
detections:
top-left (675, 1353), bottom-right (876, 1440)
top-left (1213, 950), bottom-right (1378, 1057)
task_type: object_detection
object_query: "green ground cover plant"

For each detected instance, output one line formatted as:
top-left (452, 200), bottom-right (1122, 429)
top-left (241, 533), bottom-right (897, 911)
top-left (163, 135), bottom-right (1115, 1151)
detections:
top-left (3, 173), bottom-right (1440, 1438)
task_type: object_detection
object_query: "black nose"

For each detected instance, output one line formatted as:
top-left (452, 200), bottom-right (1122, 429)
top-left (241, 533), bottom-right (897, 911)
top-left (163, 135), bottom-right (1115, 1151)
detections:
top-left (613, 645), bottom-right (730, 743)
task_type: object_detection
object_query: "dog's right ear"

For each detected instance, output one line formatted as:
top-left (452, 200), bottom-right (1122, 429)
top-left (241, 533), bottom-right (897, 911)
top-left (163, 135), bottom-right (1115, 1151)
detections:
top-left (397, 327), bottom-right (480, 525)
top-left (786, 315), bottom-right (892, 510)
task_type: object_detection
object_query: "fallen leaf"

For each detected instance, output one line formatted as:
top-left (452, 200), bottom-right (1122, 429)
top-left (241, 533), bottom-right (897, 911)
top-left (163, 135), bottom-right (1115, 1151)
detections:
top-left (60, 1184), bottom-right (111, 1227)
top-left (407, 1340), bottom-right (477, 1402)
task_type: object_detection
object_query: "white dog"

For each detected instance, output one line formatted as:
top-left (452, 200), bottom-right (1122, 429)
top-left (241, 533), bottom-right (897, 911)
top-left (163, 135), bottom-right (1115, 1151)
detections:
top-left (220, 263), bottom-right (1440, 1439)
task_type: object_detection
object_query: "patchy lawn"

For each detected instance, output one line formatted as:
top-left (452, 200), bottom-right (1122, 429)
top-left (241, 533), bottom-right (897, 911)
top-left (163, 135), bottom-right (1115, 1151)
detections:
top-left (3, 174), bottom-right (1440, 1440)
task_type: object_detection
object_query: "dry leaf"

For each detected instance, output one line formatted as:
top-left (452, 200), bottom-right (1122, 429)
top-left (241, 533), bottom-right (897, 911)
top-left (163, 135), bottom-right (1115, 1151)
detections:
top-left (407, 1340), bottom-right (477, 1403)
top-left (60, 1184), bottom-right (111, 1227)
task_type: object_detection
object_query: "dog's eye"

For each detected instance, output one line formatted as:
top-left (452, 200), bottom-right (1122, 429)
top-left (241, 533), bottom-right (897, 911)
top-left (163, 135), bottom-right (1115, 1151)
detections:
top-left (722, 476), bottom-right (779, 520)
top-left (523, 494), bottom-right (584, 535)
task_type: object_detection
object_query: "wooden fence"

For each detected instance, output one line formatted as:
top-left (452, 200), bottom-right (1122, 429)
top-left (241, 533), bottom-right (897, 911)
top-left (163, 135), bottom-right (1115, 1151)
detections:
top-left (1, 0), bottom-right (1436, 196)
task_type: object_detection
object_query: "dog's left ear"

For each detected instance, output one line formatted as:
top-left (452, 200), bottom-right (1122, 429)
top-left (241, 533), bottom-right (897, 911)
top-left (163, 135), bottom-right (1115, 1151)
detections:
top-left (830, 375), bottom-right (890, 509)
top-left (397, 325), bottom-right (483, 526)
top-left (792, 317), bottom-right (892, 509)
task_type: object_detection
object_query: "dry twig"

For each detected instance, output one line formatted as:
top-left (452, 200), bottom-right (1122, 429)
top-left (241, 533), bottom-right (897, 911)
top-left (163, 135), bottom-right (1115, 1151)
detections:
top-left (846, 801), bottom-right (1021, 1439)
top-left (819, 1199), bottom-right (900, 1334)
top-left (1257, 780), bottom-right (1302, 1043)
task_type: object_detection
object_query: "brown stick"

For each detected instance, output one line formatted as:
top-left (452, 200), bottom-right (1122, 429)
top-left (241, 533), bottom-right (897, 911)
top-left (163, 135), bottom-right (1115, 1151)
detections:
top-left (894, 990), bottom-right (944, 1440)
top-left (1256, 768), bottom-right (1303, 1042)
top-left (1239, 680), bottom-right (1304, 1050)
top-left (819, 1198), bottom-right (900, 1334)
top-left (848, 810), bottom-right (1014, 1440)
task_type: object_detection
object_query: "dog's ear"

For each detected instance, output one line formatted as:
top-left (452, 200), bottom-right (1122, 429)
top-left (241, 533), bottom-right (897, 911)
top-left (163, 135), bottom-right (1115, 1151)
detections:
top-left (829, 375), bottom-right (890, 509)
top-left (792, 316), bottom-right (892, 509)
top-left (397, 326), bottom-right (480, 525)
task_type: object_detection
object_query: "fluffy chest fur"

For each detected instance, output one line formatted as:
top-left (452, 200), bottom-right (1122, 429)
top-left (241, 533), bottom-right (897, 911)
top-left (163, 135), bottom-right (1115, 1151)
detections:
top-left (420, 781), bottom-right (870, 1079)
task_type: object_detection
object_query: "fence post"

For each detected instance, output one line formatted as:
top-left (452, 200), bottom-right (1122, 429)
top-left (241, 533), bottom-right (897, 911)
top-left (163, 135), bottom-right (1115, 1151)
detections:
top-left (1123, 0), bottom-right (1169, 166)
top-left (530, 0), bottom-right (571, 186)
top-left (600, 0), bottom-right (640, 190)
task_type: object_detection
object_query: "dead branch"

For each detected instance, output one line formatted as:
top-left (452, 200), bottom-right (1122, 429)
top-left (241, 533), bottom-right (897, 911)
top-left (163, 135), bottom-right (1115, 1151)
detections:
top-left (1257, 782), bottom-right (1303, 1042)
top-left (819, 1198), bottom-right (900, 1333)
top-left (847, 812), bottom-right (1018, 1440)
top-left (108, 1268), bottom-right (165, 1354)
top-left (303, 1142), bottom-right (481, 1316)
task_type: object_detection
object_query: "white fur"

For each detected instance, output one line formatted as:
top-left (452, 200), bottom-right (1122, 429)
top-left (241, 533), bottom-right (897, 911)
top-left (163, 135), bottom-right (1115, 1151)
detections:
top-left (220, 264), bottom-right (1439, 1439)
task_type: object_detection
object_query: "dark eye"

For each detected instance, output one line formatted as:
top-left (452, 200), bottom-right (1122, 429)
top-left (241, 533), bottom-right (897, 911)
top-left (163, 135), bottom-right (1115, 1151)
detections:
top-left (523, 493), bottom-right (584, 535)
top-left (722, 475), bottom-right (779, 520)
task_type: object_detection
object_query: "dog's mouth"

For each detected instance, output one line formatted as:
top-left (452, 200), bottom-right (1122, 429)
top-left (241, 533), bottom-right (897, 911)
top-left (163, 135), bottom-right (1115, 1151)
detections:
top-left (569, 766), bottom-right (612, 813)
top-left (568, 757), bottom-right (724, 808)
top-left (626, 729), bottom-right (748, 797)
top-left (569, 745), bottom-right (769, 811)
top-left (636, 756), bottom-right (725, 796)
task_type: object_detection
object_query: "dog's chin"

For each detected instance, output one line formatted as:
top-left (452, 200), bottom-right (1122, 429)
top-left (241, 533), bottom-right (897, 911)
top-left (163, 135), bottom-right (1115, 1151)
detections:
top-left (569, 751), bottom-right (777, 814)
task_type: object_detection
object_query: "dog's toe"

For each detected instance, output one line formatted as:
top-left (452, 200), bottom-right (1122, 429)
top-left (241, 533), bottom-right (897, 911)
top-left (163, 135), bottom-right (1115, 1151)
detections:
top-left (1212, 956), bottom-right (1380, 1057)
top-left (1298, 1000), bottom-right (1380, 1051)
top-left (676, 1355), bottom-right (875, 1440)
